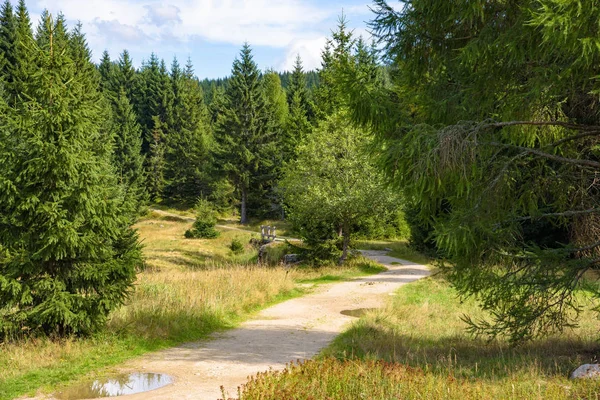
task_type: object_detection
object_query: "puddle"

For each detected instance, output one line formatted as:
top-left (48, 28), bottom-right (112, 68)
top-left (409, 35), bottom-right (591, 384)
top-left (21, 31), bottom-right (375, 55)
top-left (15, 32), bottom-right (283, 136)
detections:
top-left (340, 308), bottom-right (377, 318)
top-left (55, 372), bottom-right (174, 399)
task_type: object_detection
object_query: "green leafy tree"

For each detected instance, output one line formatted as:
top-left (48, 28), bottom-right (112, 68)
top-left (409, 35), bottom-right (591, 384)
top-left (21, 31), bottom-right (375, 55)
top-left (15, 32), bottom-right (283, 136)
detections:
top-left (281, 110), bottom-right (400, 264)
top-left (214, 43), bottom-right (275, 223)
top-left (342, 0), bottom-right (600, 342)
top-left (0, 15), bottom-right (141, 338)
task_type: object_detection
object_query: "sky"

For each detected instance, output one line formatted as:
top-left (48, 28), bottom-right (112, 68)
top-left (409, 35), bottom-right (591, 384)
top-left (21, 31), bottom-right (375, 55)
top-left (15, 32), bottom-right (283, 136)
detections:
top-left (20, 0), bottom-right (380, 80)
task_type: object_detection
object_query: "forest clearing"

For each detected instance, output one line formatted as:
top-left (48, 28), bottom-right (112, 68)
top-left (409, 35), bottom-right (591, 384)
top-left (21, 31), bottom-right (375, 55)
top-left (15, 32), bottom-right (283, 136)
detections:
top-left (3, 0), bottom-right (600, 399)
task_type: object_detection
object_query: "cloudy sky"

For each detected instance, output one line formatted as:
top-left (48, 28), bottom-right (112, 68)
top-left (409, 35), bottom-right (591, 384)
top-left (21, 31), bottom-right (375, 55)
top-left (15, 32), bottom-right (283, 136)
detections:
top-left (22, 0), bottom-right (379, 79)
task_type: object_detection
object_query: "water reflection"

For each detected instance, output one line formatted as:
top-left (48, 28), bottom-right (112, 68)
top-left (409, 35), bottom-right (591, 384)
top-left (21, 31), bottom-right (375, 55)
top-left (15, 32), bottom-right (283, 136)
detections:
top-left (55, 372), bottom-right (173, 399)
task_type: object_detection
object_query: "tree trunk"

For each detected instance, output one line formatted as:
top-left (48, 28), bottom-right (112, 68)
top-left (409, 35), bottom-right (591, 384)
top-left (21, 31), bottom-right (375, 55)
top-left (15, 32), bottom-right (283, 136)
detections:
top-left (240, 186), bottom-right (248, 224)
top-left (338, 226), bottom-right (350, 265)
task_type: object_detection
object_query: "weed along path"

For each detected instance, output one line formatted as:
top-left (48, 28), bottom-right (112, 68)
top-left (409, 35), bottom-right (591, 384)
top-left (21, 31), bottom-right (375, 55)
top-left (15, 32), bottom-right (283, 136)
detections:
top-left (37, 251), bottom-right (428, 400)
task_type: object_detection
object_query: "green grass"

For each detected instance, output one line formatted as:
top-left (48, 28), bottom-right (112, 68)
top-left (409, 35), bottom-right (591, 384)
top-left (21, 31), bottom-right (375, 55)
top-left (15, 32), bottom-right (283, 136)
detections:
top-left (237, 275), bottom-right (600, 399)
top-left (0, 215), bottom-right (387, 400)
top-left (295, 258), bottom-right (387, 284)
top-left (355, 239), bottom-right (432, 266)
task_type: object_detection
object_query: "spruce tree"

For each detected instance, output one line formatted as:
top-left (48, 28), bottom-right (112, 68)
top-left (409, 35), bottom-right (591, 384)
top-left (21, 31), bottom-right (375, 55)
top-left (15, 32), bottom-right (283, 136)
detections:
top-left (214, 43), bottom-right (274, 223)
top-left (287, 55), bottom-right (314, 121)
top-left (111, 88), bottom-right (147, 217)
top-left (146, 116), bottom-right (166, 201)
top-left (11, 0), bottom-right (33, 104)
top-left (0, 15), bottom-right (141, 338)
top-left (0, 1), bottom-right (17, 83)
top-left (164, 58), bottom-right (211, 203)
top-left (116, 50), bottom-right (137, 101)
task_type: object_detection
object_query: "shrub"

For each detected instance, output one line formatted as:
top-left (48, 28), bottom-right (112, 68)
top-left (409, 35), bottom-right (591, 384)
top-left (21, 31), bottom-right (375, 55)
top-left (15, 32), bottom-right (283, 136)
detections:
top-left (230, 238), bottom-right (244, 254)
top-left (185, 199), bottom-right (220, 239)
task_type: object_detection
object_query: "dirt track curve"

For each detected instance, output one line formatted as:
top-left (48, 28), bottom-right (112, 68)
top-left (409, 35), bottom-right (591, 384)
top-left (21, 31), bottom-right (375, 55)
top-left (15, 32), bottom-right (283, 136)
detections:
top-left (34, 250), bottom-right (429, 400)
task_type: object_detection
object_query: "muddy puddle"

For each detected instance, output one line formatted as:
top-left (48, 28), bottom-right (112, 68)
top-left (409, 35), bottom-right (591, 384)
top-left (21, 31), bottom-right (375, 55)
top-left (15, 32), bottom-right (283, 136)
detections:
top-left (55, 372), bottom-right (173, 399)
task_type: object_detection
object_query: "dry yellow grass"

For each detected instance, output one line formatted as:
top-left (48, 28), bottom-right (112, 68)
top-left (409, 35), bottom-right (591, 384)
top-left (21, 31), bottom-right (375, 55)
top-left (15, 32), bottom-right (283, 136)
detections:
top-left (1, 215), bottom-right (383, 400)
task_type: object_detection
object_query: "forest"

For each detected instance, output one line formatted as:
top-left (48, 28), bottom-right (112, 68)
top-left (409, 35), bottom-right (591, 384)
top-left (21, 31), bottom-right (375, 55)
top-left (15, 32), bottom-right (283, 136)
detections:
top-left (2, 0), bottom-right (600, 397)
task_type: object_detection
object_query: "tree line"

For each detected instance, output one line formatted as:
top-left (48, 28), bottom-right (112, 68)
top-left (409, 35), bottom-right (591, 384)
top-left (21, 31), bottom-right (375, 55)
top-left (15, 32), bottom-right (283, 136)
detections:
top-left (0, 1), bottom-right (403, 339)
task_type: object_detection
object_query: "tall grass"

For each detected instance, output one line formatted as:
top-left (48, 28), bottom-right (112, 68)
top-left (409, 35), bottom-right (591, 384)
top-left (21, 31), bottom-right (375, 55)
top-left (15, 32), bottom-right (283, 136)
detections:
top-left (0, 216), bottom-right (384, 400)
top-left (237, 276), bottom-right (600, 400)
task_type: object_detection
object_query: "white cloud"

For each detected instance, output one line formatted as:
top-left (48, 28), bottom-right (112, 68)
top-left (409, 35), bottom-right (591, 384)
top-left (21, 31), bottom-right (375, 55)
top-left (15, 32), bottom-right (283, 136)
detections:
top-left (279, 37), bottom-right (328, 72)
top-left (33, 0), bottom-right (331, 48)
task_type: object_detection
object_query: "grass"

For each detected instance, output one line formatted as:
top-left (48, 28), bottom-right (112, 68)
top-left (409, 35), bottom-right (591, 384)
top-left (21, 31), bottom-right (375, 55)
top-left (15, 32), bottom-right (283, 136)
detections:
top-left (217, 216), bottom-right (296, 238)
top-left (0, 215), bottom-right (383, 400)
top-left (237, 275), bottom-right (600, 399)
top-left (355, 239), bottom-right (432, 266)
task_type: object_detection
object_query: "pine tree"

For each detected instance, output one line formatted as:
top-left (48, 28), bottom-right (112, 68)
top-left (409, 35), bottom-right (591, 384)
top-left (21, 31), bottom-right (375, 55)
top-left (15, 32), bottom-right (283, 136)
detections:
top-left (0, 14), bottom-right (141, 338)
top-left (287, 55), bottom-right (314, 121)
top-left (146, 116), bottom-right (166, 201)
top-left (315, 15), bottom-right (355, 118)
top-left (164, 58), bottom-right (211, 203)
top-left (98, 50), bottom-right (117, 96)
top-left (116, 49), bottom-right (136, 101)
top-left (257, 70), bottom-right (288, 216)
top-left (0, 0), bottom-right (17, 83)
top-left (11, 0), bottom-right (33, 104)
top-left (214, 43), bottom-right (274, 223)
top-left (112, 88), bottom-right (147, 217)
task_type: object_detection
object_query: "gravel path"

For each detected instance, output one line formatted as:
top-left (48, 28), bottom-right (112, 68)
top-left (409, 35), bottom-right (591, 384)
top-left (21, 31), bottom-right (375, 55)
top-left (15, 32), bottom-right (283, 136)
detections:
top-left (82, 251), bottom-right (428, 399)
top-left (29, 250), bottom-right (429, 400)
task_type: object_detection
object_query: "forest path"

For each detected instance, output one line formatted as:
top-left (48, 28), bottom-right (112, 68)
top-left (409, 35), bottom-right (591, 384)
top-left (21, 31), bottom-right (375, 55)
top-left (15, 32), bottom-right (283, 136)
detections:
top-left (52, 250), bottom-right (429, 400)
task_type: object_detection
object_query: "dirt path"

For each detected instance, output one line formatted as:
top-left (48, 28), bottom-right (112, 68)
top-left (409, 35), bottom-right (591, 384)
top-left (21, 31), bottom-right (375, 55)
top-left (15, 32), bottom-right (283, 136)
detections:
top-left (40, 250), bottom-right (429, 400)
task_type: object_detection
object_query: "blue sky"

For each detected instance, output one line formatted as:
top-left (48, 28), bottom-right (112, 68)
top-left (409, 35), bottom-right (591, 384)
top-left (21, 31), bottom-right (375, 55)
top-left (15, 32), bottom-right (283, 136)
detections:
top-left (21, 0), bottom-right (380, 79)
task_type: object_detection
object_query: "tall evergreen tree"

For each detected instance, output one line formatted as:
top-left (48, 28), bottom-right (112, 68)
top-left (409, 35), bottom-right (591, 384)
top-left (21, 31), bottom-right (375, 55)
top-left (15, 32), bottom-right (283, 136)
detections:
top-left (116, 49), bottom-right (136, 101)
top-left (287, 55), bottom-right (314, 121)
top-left (111, 88), bottom-right (147, 217)
top-left (146, 116), bottom-right (166, 201)
top-left (214, 43), bottom-right (275, 223)
top-left (0, 1), bottom-right (17, 83)
top-left (0, 14), bottom-right (141, 337)
top-left (11, 0), bottom-right (33, 103)
top-left (164, 58), bottom-right (211, 202)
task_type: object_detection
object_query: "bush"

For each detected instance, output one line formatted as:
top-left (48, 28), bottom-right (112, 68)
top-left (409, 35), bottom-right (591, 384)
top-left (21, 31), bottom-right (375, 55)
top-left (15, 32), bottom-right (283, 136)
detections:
top-left (185, 199), bottom-right (220, 239)
top-left (230, 238), bottom-right (244, 254)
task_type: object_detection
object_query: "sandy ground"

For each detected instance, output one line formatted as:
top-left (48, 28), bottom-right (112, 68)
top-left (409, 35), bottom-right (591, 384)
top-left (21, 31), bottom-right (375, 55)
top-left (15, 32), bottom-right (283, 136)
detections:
top-left (32, 250), bottom-right (429, 400)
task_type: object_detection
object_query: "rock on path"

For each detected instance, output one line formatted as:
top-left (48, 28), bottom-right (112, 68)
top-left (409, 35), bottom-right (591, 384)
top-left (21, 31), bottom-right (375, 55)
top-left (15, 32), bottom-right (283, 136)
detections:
top-left (41, 250), bottom-right (430, 400)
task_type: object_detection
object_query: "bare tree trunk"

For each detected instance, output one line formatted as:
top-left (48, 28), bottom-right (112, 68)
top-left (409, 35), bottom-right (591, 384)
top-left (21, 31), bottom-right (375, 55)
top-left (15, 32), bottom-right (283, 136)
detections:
top-left (338, 226), bottom-right (350, 265)
top-left (241, 186), bottom-right (248, 224)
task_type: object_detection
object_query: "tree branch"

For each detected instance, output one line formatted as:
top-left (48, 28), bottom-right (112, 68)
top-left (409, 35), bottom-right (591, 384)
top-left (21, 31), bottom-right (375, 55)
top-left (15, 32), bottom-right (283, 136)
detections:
top-left (487, 141), bottom-right (600, 169)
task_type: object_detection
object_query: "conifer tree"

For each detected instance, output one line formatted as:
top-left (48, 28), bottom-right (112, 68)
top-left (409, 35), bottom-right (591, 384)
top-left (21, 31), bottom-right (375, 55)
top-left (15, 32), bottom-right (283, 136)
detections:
top-left (11, 0), bottom-right (33, 103)
top-left (116, 50), bottom-right (136, 101)
top-left (98, 50), bottom-right (117, 96)
top-left (287, 55), bottom-right (314, 121)
top-left (146, 116), bottom-right (166, 201)
top-left (0, 14), bottom-right (141, 338)
top-left (164, 58), bottom-right (211, 202)
top-left (112, 88), bottom-right (147, 217)
top-left (0, 1), bottom-right (17, 82)
top-left (315, 15), bottom-right (354, 118)
top-left (214, 43), bottom-right (275, 223)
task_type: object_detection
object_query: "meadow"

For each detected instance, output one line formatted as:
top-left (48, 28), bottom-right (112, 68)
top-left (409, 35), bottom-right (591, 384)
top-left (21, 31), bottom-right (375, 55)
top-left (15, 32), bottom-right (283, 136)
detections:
top-left (0, 212), bottom-right (382, 400)
top-left (238, 274), bottom-right (600, 399)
